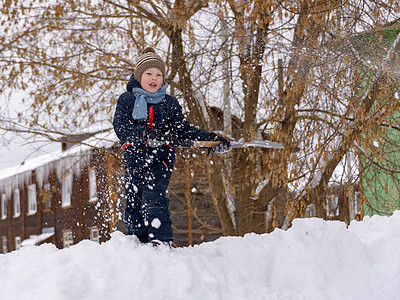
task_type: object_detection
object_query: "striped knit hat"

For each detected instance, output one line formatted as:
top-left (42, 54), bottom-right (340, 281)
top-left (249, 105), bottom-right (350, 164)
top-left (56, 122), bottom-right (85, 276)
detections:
top-left (134, 47), bottom-right (166, 83)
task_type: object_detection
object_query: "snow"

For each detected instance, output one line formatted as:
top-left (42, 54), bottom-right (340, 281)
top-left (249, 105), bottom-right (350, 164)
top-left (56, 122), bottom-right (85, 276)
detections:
top-left (1, 212), bottom-right (400, 300)
top-left (20, 233), bottom-right (54, 247)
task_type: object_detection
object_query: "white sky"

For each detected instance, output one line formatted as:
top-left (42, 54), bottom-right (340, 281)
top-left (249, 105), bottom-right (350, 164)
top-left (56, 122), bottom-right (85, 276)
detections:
top-left (0, 91), bottom-right (61, 170)
top-left (0, 133), bottom-right (60, 169)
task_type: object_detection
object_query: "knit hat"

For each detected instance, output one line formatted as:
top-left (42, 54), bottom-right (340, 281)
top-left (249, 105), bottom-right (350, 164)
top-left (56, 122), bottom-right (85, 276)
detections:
top-left (134, 47), bottom-right (166, 83)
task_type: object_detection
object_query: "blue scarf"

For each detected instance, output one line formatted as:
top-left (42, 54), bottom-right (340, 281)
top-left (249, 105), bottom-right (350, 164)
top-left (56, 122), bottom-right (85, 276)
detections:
top-left (132, 84), bottom-right (168, 121)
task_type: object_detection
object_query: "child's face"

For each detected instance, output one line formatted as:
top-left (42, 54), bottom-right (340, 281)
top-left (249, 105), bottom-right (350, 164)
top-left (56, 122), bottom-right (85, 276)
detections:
top-left (140, 67), bottom-right (163, 93)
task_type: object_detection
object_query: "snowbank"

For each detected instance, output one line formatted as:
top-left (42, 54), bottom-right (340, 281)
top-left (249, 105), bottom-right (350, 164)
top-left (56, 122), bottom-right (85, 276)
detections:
top-left (1, 212), bottom-right (400, 300)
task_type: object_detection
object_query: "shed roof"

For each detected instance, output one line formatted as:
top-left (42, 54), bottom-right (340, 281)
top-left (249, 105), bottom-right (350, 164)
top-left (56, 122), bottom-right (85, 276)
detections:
top-left (21, 233), bottom-right (55, 247)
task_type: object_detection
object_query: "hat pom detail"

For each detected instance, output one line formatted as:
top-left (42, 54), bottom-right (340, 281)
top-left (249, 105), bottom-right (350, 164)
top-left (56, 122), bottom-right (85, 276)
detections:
top-left (142, 47), bottom-right (156, 54)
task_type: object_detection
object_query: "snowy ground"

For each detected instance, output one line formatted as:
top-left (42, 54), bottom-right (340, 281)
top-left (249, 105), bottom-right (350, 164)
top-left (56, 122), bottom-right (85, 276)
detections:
top-left (1, 212), bottom-right (400, 300)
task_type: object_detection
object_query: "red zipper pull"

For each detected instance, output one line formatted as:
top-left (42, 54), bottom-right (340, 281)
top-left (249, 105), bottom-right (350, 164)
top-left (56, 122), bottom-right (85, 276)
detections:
top-left (148, 106), bottom-right (154, 129)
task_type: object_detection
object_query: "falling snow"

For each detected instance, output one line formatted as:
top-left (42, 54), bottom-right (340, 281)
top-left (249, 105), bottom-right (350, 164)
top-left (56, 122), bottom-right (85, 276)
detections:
top-left (151, 218), bottom-right (161, 229)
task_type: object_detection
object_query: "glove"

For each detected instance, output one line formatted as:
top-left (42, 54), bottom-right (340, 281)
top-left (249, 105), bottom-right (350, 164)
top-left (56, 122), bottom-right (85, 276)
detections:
top-left (205, 132), bottom-right (232, 153)
top-left (143, 127), bottom-right (164, 148)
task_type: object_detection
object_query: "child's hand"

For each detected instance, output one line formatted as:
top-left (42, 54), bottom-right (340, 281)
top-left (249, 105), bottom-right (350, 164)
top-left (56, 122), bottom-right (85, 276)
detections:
top-left (143, 127), bottom-right (164, 148)
top-left (212, 137), bottom-right (232, 153)
top-left (204, 132), bottom-right (232, 153)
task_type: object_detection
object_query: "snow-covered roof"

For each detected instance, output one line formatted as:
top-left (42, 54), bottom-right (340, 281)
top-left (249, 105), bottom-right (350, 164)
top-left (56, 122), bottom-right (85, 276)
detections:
top-left (0, 129), bottom-right (119, 196)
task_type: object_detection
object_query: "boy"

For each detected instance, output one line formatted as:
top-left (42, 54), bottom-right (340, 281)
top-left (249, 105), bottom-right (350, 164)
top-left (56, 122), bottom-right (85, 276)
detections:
top-left (113, 47), bottom-right (231, 246)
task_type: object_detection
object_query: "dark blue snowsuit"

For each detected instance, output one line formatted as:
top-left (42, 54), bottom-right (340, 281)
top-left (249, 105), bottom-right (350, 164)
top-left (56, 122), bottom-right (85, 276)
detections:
top-left (113, 75), bottom-right (210, 243)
